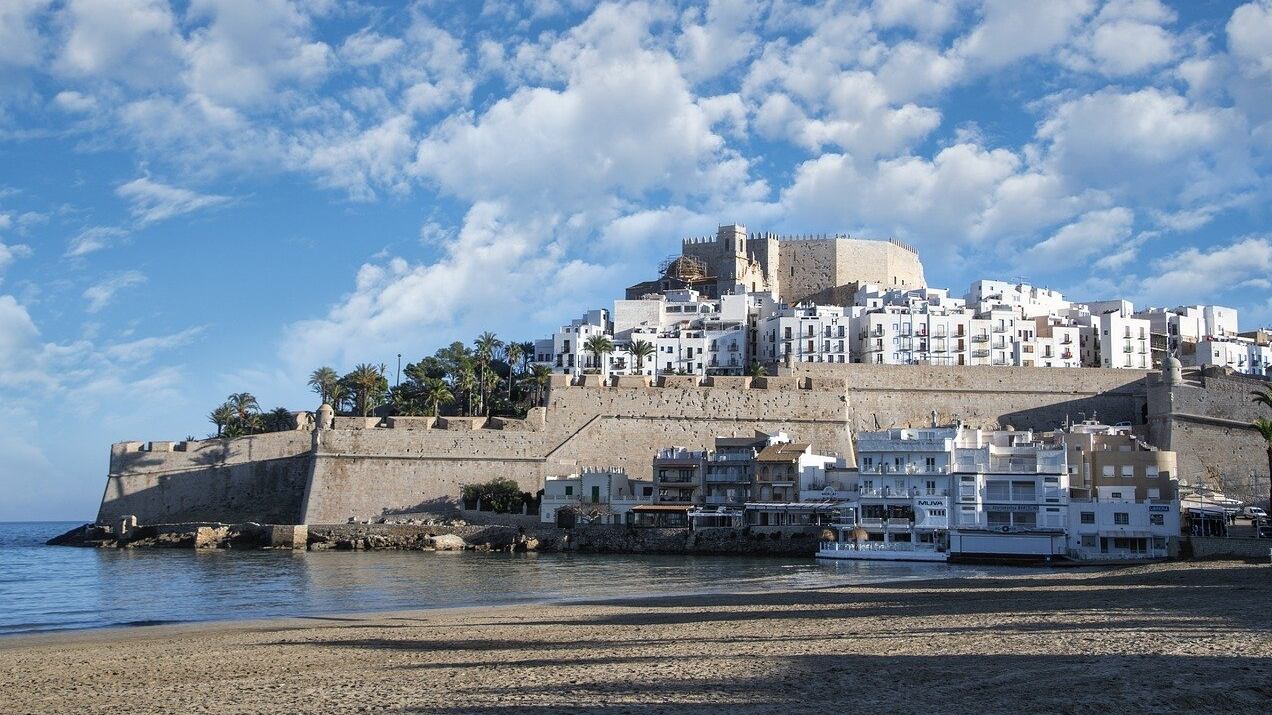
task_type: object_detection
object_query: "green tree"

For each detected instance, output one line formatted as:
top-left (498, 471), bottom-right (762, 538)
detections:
top-left (474, 332), bottom-right (503, 416)
top-left (747, 360), bottom-right (768, 378)
top-left (1255, 417), bottom-right (1272, 512)
top-left (461, 477), bottom-right (525, 513)
top-left (226, 392), bottom-right (260, 424)
top-left (208, 403), bottom-right (234, 438)
top-left (419, 376), bottom-right (454, 417)
top-left (505, 342), bottom-right (523, 402)
top-left (629, 339), bottom-right (655, 373)
top-left (584, 334), bottom-right (613, 374)
top-left (263, 407), bottom-right (295, 432)
top-left (1252, 387), bottom-right (1272, 411)
top-left (529, 364), bottom-right (552, 407)
top-left (343, 363), bottom-right (388, 417)
top-left (308, 367), bottom-right (339, 406)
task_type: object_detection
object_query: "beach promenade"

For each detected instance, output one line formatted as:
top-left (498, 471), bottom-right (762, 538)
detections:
top-left (1, 561), bottom-right (1268, 714)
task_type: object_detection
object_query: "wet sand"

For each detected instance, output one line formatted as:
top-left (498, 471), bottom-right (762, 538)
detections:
top-left (1, 561), bottom-right (1269, 714)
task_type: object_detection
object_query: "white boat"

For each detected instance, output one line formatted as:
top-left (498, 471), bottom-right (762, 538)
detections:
top-left (816, 539), bottom-right (949, 562)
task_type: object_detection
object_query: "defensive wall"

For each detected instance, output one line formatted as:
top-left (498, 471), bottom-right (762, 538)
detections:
top-left (97, 364), bottom-right (1268, 526)
top-left (1148, 368), bottom-right (1271, 505)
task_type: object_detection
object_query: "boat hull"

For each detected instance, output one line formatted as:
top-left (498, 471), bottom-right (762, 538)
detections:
top-left (816, 548), bottom-right (949, 562)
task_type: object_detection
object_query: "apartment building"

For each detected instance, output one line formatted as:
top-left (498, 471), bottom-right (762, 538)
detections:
top-left (756, 304), bottom-right (851, 365)
top-left (948, 428), bottom-right (1071, 558)
top-left (1082, 300), bottom-right (1151, 369)
top-left (651, 447), bottom-right (705, 505)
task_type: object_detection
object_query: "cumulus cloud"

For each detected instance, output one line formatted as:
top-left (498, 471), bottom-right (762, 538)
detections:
top-left (115, 177), bottom-right (232, 225)
top-left (83, 270), bottom-right (146, 312)
top-left (0, 0), bottom-right (49, 68)
top-left (1023, 207), bottom-right (1134, 269)
top-left (53, 0), bottom-right (184, 87)
top-left (955, 0), bottom-right (1093, 68)
top-left (1134, 236), bottom-right (1272, 307)
top-left (676, 0), bottom-right (764, 82)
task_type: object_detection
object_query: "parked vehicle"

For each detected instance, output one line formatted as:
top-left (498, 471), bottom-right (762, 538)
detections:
top-left (1240, 506), bottom-right (1267, 520)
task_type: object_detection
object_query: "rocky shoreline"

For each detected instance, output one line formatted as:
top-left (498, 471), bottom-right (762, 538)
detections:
top-left (47, 521), bottom-right (833, 556)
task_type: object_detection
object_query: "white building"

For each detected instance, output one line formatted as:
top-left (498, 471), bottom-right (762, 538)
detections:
top-left (539, 468), bottom-right (654, 526)
top-left (1080, 301), bottom-right (1151, 370)
top-left (757, 304), bottom-right (851, 365)
top-left (948, 428), bottom-right (1070, 558)
top-left (967, 280), bottom-right (1072, 319)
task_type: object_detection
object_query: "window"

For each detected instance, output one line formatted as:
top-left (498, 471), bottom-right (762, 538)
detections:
top-left (1149, 513), bottom-right (1164, 526)
top-left (1114, 512), bottom-right (1129, 525)
top-left (1011, 480), bottom-right (1036, 500)
top-left (1147, 488), bottom-right (1160, 500)
top-left (1102, 465), bottom-right (1115, 477)
top-left (1120, 465), bottom-right (1133, 477)
top-left (925, 457), bottom-right (936, 471)
top-left (564, 486), bottom-right (573, 496)
top-left (861, 457), bottom-right (873, 471)
top-left (591, 486), bottom-right (601, 503)
top-left (1145, 466), bottom-right (1158, 477)
top-left (1081, 511), bottom-right (1095, 524)
top-left (986, 481), bottom-right (1010, 501)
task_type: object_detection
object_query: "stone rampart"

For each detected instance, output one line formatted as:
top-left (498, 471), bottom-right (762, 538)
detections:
top-left (794, 363), bottom-right (1149, 432)
top-left (97, 363), bottom-right (1265, 527)
top-left (1148, 370), bottom-right (1270, 504)
top-left (99, 431), bottom-right (314, 525)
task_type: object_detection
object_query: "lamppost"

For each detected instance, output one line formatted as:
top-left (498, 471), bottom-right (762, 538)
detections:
top-left (396, 353), bottom-right (402, 388)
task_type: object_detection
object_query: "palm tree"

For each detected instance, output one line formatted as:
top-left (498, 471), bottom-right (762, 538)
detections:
top-left (453, 365), bottom-right (477, 416)
top-left (208, 403), bottom-right (234, 438)
top-left (474, 332), bottom-right (503, 415)
top-left (584, 334), bottom-right (613, 374)
top-left (518, 341), bottom-right (535, 372)
top-left (419, 377), bottom-right (454, 417)
top-left (529, 364), bottom-right (552, 407)
top-left (1252, 387), bottom-right (1272, 411)
top-left (346, 363), bottom-right (387, 417)
top-left (629, 339), bottom-right (655, 373)
top-left (747, 360), bottom-right (768, 378)
top-left (226, 393), bottom-right (260, 425)
top-left (329, 382), bottom-right (351, 415)
top-left (264, 407), bottom-right (294, 432)
top-left (308, 367), bottom-right (339, 406)
top-left (504, 342), bottom-right (523, 402)
top-left (1254, 417), bottom-right (1272, 512)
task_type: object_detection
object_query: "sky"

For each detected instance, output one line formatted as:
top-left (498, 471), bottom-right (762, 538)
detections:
top-left (0, 0), bottom-right (1269, 521)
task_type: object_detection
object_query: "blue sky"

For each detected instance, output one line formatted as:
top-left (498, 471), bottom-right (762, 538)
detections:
top-left (1, 0), bottom-right (1269, 520)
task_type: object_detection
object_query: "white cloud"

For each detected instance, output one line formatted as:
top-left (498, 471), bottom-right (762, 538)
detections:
top-left (53, 0), bottom-right (184, 87)
top-left (0, 294), bottom-right (42, 386)
top-left (83, 270), bottom-right (146, 313)
top-left (1036, 88), bottom-right (1252, 202)
top-left (66, 226), bottom-right (128, 257)
top-left (115, 177), bottom-right (232, 225)
top-left (339, 28), bottom-right (404, 67)
top-left (184, 0), bottom-right (332, 108)
top-left (0, 0), bottom-right (49, 68)
top-left (1134, 236), bottom-right (1272, 307)
top-left (0, 239), bottom-right (33, 275)
top-left (1228, 0), bottom-right (1272, 78)
top-left (1024, 207), bottom-right (1134, 269)
top-left (676, 0), bottom-right (764, 82)
top-left (872, 0), bottom-right (962, 37)
top-left (105, 325), bottom-right (204, 362)
top-left (955, 0), bottom-right (1094, 68)
top-left (52, 90), bottom-right (97, 112)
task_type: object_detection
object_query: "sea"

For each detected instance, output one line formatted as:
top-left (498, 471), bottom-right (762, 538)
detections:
top-left (1, 521), bottom-right (1027, 636)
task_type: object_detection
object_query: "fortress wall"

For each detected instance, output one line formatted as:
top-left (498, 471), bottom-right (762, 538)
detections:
top-left (778, 240), bottom-right (838, 304)
top-left (98, 431), bottom-right (314, 525)
top-left (1149, 373), bottom-right (1270, 503)
top-left (794, 363), bottom-right (1149, 432)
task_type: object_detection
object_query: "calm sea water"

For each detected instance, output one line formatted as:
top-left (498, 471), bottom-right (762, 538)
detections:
top-left (1, 522), bottom-right (1026, 636)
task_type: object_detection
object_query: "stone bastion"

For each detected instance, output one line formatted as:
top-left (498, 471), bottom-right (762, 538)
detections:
top-left (96, 364), bottom-right (1267, 526)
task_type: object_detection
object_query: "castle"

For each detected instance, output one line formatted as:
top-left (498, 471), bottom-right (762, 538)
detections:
top-left (624, 224), bottom-right (926, 304)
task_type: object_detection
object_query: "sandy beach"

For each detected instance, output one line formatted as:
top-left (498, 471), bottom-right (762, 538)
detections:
top-left (1, 560), bottom-right (1268, 714)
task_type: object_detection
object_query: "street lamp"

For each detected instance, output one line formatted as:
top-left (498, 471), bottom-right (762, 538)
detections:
top-left (396, 353), bottom-right (402, 388)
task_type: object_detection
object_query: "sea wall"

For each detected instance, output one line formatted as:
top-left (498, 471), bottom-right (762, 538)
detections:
top-left (98, 431), bottom-right (313, 525)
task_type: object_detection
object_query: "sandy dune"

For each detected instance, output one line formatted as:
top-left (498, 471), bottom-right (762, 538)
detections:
top-left (1, 561), bottom-right (1269, 714)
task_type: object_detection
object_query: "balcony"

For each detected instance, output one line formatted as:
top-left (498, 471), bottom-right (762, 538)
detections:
top-left (705, 472), bottom-right (749, 483)
top-left (705, 495), bottom-right (742, 505)
top-left (971, 334), bottom-right (989, 342)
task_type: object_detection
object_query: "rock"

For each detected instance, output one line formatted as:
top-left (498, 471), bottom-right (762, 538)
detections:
top-left (429, 534), bottom-right (467, 551)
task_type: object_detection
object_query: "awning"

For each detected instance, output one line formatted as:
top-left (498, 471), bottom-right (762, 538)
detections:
top-left (632, 504), bottom-right (691, 512)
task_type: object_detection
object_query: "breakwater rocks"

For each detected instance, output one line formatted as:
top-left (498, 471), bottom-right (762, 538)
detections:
top-left (47, 521), bottom-right (563, 553)
top-left (569, 525), bottom-right (834, 556)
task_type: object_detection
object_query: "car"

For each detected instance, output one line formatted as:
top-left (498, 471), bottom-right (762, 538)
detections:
top-left (1240, 506), bottom-right (1267, 520)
